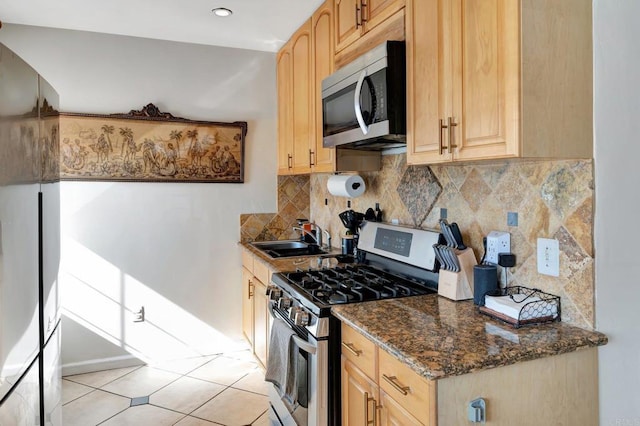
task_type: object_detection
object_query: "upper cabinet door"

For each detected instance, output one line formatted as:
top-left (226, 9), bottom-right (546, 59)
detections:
top-left (452, 0), bottom-right (520, 161)
top-left (276, 47), bottom-right (293, 175)
top-left (291, 20), bottom-right (314, 173)
top-left (335, 0), bottom-right (362, 53)
top-left (312, 1), bottom-right (336, 172)
top-left (406, 0), bottom-right (452, 164)
top-left (407, 0), bottom-right (520, 165)
top-left (364, 0), bottom-right (405, 31)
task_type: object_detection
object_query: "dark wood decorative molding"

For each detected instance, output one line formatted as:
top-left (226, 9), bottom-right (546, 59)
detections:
top-left (124, 103), bottom-right (179, 120)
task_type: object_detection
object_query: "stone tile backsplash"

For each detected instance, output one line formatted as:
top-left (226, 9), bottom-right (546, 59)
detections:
top-left (309, 155), bottom-right (594, 329)
top-left (240, 155), bottom-right (594, 329)
top-left (240, 175), bottom-right (310, 243)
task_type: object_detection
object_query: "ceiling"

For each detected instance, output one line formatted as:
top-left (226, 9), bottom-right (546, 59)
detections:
top-left (0, 0), bottom-right (325, 52)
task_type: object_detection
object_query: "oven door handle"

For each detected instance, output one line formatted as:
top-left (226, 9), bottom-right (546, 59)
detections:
top-left (292, 335), bottom-right (317, 355)
top-left (268, 303), bottom-right (317, 355)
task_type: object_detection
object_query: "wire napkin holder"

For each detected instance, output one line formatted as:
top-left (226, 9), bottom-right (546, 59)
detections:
top-left (479, 286), bottom-right (561, 328)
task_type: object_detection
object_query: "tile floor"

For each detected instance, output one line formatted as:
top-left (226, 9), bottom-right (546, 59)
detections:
top-left (62, 349), bottom-right (271, 426)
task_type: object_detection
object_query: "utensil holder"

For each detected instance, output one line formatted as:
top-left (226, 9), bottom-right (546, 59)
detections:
top-left (438, 248), bottom-right (477, 301)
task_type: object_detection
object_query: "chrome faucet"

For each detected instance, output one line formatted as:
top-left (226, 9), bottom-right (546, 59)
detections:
top-left (293, 224), bottom-right (331, 249)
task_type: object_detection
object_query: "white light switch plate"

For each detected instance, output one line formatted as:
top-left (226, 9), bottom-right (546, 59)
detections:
top-left (537, 238), bottom-right (559, 277)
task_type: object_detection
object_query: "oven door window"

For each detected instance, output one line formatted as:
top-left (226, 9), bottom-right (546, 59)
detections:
top-left (323, 68), bottom-right (387, 137)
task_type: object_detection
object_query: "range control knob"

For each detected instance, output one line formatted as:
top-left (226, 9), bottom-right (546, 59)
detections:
top-left (289, 307), bottom-right (299, 321)
top-left (277, 297), bottom-right (292, 309)
top-left (266, 285), bottom-right (282, 300)
top-left (294, 310), bottom-right (310, 327)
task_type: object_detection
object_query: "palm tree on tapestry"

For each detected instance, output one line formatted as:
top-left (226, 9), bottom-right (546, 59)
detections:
top-left (119, 127), bottom-right (136, 162)
top-left (169, 130), bottom-right (183, 159)
top-left (101, 124), bottom-right (115, 153)
top-left (186, 129), bottom-right (198, 153)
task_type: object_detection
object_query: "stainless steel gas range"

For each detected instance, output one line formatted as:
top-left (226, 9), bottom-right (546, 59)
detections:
top-left (266, 222), bottom-right (441, 426)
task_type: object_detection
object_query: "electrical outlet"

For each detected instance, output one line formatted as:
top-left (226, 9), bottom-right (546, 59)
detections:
top-left (537, 238), bottom-right (559, 277)
top-left (486, 231), bottom-right (510, 264)
top-left (134, 306), bottom-right (145, 322)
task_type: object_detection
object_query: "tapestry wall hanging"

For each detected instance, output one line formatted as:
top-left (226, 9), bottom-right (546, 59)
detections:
top-left (59, 103), bottom-right (247, 183)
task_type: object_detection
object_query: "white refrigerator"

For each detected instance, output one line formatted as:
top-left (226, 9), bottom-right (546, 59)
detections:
top-left (0, 43), bottom-right (61, 426)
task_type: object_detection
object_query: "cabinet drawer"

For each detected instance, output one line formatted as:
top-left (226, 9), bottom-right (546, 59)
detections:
top-left (253, 260), bottom-right (271, 286)
top-left (378, 348), bottom-right (435, 421)
top-left (242, 249), bottom-right (254, 273)
top-left (341, 323), bottom-right (377, 379)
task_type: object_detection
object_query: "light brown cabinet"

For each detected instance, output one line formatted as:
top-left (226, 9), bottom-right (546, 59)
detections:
top-left (310, 1), bottom-right (337, 172)
top-left (341, 321), bottom-right (600, 425)
top-left (406, 0), bottom-right (593, 165)
top-left (241, 249), bottom-right (272, 367)
top-left (277, 20), bottom-right (314, 175)
top-left (334, 0), bottom-right (405, 53)
top-left (341, 323), bottom-right (435, 425)
top-left (276, 46), bottom-right (293, 175)
top-left (277, 0), bottom-right (381, 175)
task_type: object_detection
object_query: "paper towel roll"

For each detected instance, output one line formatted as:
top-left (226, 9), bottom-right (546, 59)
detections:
top-left (327, 175), bottom-right (366, 198)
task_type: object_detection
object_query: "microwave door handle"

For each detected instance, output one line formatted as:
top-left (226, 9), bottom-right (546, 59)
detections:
top-left (353, 70), bottom-right (369, 135)
top-left (292, 335), bottom-right (317, 355)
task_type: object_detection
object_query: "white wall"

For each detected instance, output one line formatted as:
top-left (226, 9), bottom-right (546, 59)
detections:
top-left (0, 25), bottom-right (278, 371)
top-left (594, 1), bottom-right (640, 423)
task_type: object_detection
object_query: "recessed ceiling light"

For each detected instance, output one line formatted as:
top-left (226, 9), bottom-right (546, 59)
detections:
top-left (212, 7), bottom-right (233, 17)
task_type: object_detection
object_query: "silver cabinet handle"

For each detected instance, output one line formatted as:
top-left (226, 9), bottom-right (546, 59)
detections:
top-left (342, 342), bottom-right (362, 356)
top-left (360, 0), bottom-right (368, 23)
top-left (354, 70), bottom-right (369, 135)
top-left (364, 392), bottom-right (376, 425)
top-left (439, 119), bottom-right (448, 155)
top-left (448, 116), bottom-right (458, 150)
top-left (382, 374), bottom-right (410, 396)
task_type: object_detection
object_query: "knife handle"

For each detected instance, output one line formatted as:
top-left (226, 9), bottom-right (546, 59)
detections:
top-left (450, 223), bottom-right (467, 250)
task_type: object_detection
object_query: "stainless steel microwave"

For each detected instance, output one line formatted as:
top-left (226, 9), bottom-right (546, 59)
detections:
top-left (321, 41), bottom-right (406, 150)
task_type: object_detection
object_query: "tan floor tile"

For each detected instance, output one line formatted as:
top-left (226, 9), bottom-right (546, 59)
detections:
top-left (149, 376), bottom-right (226, 414)
top-left (100, 404), bottom-right (184, 426)
top-left (62, 389), bottom-right (130, 426)
top-left (64, 366), bottom-right (141, 388)
top-left (187, 357), bottom-right (259, 386)
top-left (252, 411), bottom-right (270, 425)
top-left (148, 355), bottom-right (217, 375)
top-left (221, 349), bottom-right (256, 362)
top-left (231, 370), bottom-right (270, 396)
top-left (101, 366), bottom-right (180, 398)
top-left (62, 379), bottom-right (93, 405)
top-left (191, 388), bottom-right (269, 426)
top-left (174, 415), bottom-right (219, 425)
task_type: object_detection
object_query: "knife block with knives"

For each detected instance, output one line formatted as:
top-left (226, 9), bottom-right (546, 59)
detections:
top-left (435, 219), bottom-right (477, 301)
top-left (437, 248), bottom-right (477, 301)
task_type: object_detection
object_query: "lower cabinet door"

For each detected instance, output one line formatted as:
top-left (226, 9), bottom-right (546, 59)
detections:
top-left (341, 357), bottom-right (378, 426)
top-left (241, 267), bottom-right (254, 346)
top-left (379, 390), bottom-right (424, 426)
top-left (253, 279), bottom-right (268, 367)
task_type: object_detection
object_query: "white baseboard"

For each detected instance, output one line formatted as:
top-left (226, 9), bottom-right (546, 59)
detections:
top-left (62, 354), bottom-right (145, 377)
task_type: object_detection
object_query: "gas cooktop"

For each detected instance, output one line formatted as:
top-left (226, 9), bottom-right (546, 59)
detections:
top-left (277, 264), bottom-right (437, 306)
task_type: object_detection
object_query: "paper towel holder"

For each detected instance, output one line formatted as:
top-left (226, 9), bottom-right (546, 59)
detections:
top-left (327, 174), bottom-right (366, 198)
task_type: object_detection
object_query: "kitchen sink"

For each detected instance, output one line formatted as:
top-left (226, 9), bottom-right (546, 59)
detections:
top-left (250, 240), bottom-right (328, 258)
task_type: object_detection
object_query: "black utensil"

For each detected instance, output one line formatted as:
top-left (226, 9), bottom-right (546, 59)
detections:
top-left (364, 208), bottom-right (376, 221)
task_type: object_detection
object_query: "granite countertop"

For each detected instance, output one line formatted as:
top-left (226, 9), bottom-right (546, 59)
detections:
top-left (332, 294), bottom-right (608, 381)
